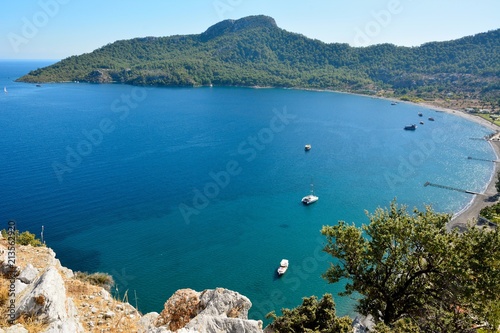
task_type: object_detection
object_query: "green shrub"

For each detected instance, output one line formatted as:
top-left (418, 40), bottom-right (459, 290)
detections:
top-left (75, 272), bottom-right (115, 291)
top-left (266, 294), bottom-right (352, 333)
top-left (1, 229), bottom-right (43, 247)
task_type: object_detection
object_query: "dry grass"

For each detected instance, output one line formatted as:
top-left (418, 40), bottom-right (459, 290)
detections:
top-left (66, 279), bottom-right (139, 333)
top-left (0, 238), bottom-right (142, 332)
top-left (16, 313), bottom-right (48, 333)
top-left (0, 276), bottom-right (11, 328)
top-left (0, 275), bottom-right (48, 332)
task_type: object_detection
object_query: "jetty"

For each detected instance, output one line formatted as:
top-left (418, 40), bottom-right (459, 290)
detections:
top-left (424, 182), bottom-right (482, 196)
top-left (467, 156), bottom-right (499, 163)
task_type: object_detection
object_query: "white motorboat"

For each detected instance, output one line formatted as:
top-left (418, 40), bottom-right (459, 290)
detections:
top-left (277, 259), bottom-right (289, 275)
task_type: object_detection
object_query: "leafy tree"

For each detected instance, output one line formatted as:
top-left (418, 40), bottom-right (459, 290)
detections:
top-left (496, 171), bottom-right (500, 193)
top-left (266, 294), bottom-right (352, 333)
top-left (321, 201), bottom-right (500, 332)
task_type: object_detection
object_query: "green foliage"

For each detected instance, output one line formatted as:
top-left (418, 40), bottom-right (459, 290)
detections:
top-left (75, 272), bottom-right (115, 291)
top-left (479, 172), bottom-right (500, 223)
top-left (16, 16), bottom-right (499, 107)
top-left (1, 229), bottom-right (43, 247)
top-left (496, 171), bottom-right (500, 193)
top-left (373, 318), bottom-right (422, 333)
top-left (266, 294), bottom-right (352, 333)
top-left (480, 202), bottom-right (500, 222)
top-left (321, 200), bottom-right (500, 332)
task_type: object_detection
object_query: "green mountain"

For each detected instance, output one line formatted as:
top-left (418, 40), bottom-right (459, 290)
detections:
top-left (17, 15), bottom-right (499, 106)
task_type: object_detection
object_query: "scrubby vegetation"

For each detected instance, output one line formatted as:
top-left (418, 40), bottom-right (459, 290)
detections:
top-left (266, 294), bottom-right (352, 333)
top-left (17, 15), bottom-right (499, 109)
top-left (74, 271), bottom-right (115, 291)
top-left (0, 229), bottom-right (44, 247)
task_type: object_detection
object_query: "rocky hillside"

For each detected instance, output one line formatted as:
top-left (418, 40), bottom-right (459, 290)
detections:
top-left (0, 235), bottom-right (264, 333)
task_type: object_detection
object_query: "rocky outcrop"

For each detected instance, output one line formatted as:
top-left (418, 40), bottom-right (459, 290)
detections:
top-left (201, 15), bottom-right (277, 41)
top-left (85, 69), bottom-right (112, 83)
top-left (155, 289), bottom-right (201, 330)
top-left (15, 267), bottom-right (84, 332)
top-left (1, 238), bottom-right (263, 333)
top-left (153, 288), bottom-right (263, 333)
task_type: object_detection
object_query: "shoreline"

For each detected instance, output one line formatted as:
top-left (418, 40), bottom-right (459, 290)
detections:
top-left (14, 79), bottom-right (500, 228)
top-left (408, 101), bottom-right (500, 229)
top-left (303, 86), bottom-right (500, 228)
top-left (284, 86), bottom-right (500, 228)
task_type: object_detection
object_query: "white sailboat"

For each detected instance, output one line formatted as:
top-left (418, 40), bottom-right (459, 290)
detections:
top-left (3, 86), bottom-right (7, 94)
top-left (301, 182), bottom-right (319, 205)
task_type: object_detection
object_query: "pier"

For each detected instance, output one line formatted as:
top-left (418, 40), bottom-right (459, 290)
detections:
top-left (424, 182), bottom-right (482, 195)
top-left (467, 156), bottom-right (499, 163)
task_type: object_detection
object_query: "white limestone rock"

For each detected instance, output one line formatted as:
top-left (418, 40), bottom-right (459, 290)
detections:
top-left (186, 316), bottom-right (263, 333)
top-left (15, 267), bottom-right (83, 333)
top-left (138, 312), bottom-right (160, 333)
top-left (155, 288), bottom-right (263, 333)
top-left (4, 324), bottom-right (28, 333)
top-left (198, 288), bottom-right (252, 319)
top-left (17, 264), bottom-right (38, 284)
top-left (14, 280), bottom-right (28, 295)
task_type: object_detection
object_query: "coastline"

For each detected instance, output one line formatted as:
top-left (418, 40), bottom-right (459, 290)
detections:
top-left (288, 86), bottom-right (500, 228)
top-left (411, 102), bottom-right (500, 230)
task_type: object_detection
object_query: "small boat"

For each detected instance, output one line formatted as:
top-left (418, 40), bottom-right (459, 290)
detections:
top-left (391, 102), bottom-right (398, 105)
top-left (418, 113), bottom-right (423, 117)
top-left (404, 124), bottom-right (417, 130)
top-left (302, 183), bottom-right (319, 205)
top-left (277, 259), bottom-right (289, 276)
top-left (304, 144), bottom-right (311, 151)
top-left (36, 84), bottom-right (42, 87)
top-left (419, 121), bottom-right (424, 125)
top-left (428, 117), bottom-right (435, 121)
top-left (3, 87), bottom-right (7, 94)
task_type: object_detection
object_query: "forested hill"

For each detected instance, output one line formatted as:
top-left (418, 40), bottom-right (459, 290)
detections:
top-left (18, 15), bottom-right (499, 107)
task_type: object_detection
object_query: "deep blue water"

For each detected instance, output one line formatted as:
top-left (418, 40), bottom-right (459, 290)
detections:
top-left (0, 60), bottom-right (495, 321)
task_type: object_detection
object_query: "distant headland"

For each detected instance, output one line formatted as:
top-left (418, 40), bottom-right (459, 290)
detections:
top-left (16, 15), bottom-right (499, 110)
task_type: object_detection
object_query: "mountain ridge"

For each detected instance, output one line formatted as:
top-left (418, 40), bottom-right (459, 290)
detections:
top-left (16, 15), bottom-right (499, 108)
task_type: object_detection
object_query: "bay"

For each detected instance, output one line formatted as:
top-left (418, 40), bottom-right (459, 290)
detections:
top-left (0, 60), bottom-right (495, 321)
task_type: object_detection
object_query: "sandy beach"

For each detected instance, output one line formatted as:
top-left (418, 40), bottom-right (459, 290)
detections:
top-left (415, 102), bottom-right (500, 230)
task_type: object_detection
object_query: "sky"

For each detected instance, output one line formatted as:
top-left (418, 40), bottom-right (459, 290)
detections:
top-left (1, 0), bottom-right (499, 60)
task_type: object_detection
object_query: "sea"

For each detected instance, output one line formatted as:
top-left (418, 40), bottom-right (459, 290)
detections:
top-left (0, 60), bottom-right (495, 322)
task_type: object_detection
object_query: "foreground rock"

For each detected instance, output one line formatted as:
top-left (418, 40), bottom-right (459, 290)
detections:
top-left (152, 288), bottom-right (263, 333)
top-left (0, 237), bottom-right (263, 333)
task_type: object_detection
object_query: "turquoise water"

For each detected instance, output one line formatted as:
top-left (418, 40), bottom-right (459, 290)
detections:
top-left (0, 61), bottom-right (495, 321)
